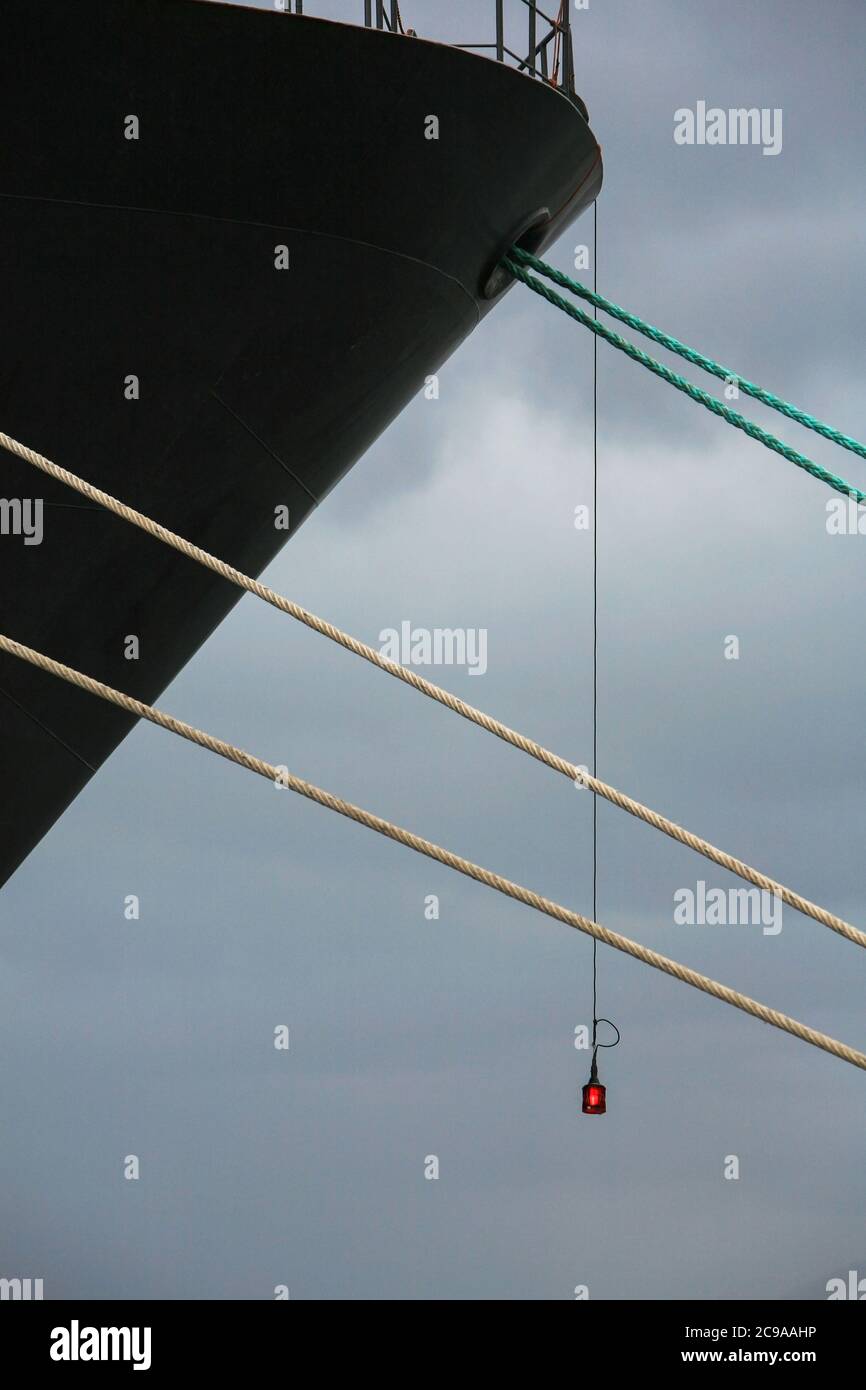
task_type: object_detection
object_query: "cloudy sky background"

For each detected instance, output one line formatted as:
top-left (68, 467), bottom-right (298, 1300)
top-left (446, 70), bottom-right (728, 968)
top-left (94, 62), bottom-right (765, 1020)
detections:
top-left (2, 0), bottom-right (865, 1299)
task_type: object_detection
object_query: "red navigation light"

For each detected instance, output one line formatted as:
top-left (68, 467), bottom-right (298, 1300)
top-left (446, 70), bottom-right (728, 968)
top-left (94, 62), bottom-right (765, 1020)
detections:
top-left (582, 1081), bottom-right (606, 1114)
top-left (582, 1055), bottom-right (607, 1114)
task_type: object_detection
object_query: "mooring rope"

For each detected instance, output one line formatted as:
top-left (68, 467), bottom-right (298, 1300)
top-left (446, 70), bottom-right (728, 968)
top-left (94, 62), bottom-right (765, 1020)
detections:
top-left (503, 255), bottom-right (866, 504)
top-left (2, 429), bottom-right (863, 952)
top-left (510, 246), bottom-right (866, 466)
top-left (1, 629), bottom-right (863, 1072)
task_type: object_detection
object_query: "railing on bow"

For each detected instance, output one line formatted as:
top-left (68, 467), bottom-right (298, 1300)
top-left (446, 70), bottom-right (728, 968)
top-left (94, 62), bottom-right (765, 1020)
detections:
top-left (457, 1), bottom-right (576, 100)
top-left (277, 2), bottom-right (579, 103)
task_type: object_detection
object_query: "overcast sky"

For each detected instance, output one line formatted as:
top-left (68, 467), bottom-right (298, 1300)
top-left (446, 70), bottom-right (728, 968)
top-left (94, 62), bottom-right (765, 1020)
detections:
top-left (2, 0), bottom-right (865, 1300)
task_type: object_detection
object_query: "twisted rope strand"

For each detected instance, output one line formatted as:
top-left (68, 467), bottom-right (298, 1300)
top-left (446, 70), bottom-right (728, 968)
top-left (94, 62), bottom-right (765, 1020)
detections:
top-left (510, 246), bottom-right (866, 467)
top-left (503, 259), bottom-right (866, 504)
top-left (1, 629), bottom-right (863, 1072)
top-left (2, 429), bottom-right (864, 950)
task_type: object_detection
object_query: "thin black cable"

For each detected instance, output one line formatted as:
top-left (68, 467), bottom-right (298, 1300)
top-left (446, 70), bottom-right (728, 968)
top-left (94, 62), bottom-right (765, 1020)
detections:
top-left (591, 198), bottom-right (598, 1050)
top-left (589, 202), bottom-right (619, 1065)
top-left (595, 1019), bottom-right (621, 1049)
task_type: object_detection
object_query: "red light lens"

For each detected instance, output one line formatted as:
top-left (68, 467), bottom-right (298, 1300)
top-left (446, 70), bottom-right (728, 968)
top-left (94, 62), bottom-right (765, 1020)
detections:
top-left (582, 1082), bottom-right (606, 1114)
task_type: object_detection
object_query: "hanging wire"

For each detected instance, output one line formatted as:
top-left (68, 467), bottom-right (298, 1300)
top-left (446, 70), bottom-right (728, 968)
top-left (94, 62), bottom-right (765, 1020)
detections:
top-left (590, 199), bottom-right (620, 1069)
top-left (592, 199), bottom-right (598, 1034)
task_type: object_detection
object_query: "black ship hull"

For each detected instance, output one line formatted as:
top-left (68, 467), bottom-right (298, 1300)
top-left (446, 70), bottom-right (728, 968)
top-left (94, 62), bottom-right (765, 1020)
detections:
top-left (0, 0), bottom-right (601, 885)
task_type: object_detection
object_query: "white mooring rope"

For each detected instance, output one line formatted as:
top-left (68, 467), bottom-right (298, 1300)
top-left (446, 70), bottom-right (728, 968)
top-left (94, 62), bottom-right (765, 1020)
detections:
top-left (0, 631), bottom-right (864, 1072)
top-left (2, 429), bottom-right (864, 952)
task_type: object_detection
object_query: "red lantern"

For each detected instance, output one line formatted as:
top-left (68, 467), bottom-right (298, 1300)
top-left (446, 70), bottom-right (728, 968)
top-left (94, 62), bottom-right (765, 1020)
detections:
top-left (582, 1058), bottom-right (606, 1114)
top-left (582, 1081), bottom-right (606, 1114)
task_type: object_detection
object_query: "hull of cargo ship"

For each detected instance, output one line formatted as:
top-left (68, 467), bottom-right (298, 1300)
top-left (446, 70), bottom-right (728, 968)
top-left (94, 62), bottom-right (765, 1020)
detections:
top-left (0, 0), bottom-right (602, 886)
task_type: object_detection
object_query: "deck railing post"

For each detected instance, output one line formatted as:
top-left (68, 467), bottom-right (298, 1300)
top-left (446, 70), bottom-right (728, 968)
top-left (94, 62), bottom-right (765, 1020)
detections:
top-left (528, 1), bottom-right (537, 76)
top-left (357, 1), bottom-right (572, 92)
top-left (561, 1), bottom-right (575, 94)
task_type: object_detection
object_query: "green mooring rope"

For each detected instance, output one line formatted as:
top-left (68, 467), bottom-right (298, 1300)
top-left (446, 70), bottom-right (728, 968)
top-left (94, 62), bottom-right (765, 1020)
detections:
top-left (504, 249), bottom-right (866, 505)
top-left (512, 246), bottom-right (866, 463)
